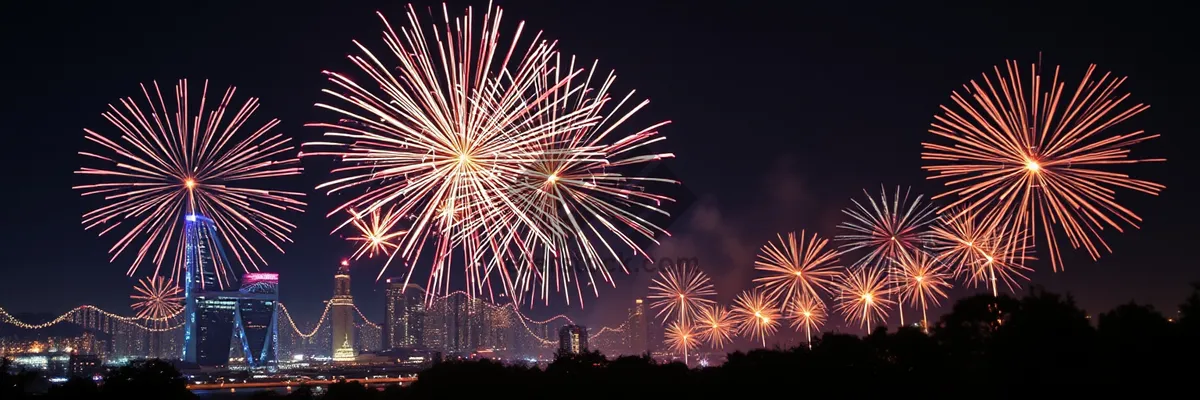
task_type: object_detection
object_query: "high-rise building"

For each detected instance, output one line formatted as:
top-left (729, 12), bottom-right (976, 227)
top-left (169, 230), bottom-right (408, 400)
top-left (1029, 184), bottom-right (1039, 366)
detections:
top-left (183, 214), bottom-right (239, 366)
top-left (558, 325), bottom-right (588, 355)
top-left (384, 279), bottom-right (425, 349)
top-left (627, 298), bottom-right (649, 355)
top-left (331, 260), bottom-right (356, 362)
top-left (234, 273), bottom-right (279, 369)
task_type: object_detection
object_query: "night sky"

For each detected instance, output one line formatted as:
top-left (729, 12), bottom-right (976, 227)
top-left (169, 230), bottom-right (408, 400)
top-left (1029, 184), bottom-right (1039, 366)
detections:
top-left (1, 1), bottom-right (1194, 347)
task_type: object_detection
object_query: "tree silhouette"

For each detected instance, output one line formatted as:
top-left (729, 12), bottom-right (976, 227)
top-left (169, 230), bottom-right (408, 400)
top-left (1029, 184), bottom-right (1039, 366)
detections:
top-left (100, 359), bottom-right (194, 399)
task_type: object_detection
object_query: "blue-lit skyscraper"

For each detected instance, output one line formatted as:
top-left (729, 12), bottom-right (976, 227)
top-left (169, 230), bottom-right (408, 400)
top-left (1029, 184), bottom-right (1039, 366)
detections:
top-left (181, 214), bottom-right (280, 370)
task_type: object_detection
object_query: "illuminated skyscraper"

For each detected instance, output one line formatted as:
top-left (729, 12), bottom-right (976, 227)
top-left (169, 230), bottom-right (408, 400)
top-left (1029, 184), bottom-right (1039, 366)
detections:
top-left (183, 214), bottom-right (239, 366)
top-left (558, 325), bottom-right (588, 355)
top-left (384, 279), bottom-right (424, 349)
top-left (235, 273), bottom-right (279, 369)
top-left (627, 298), bottom-right (649, 355)
top-left (331, 260), bottom-right (356, 361)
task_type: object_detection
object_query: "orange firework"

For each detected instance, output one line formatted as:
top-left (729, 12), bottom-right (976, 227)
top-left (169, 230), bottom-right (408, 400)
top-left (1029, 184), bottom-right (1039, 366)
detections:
top-left (835, 266), bottom-right (895, 333)
top-left (731, 288), bottom-right (781, 347)
top-left (929, 207), bottom-right (1034, 296)
top-left (664, 321), bottom-right (699, 365)
top-left (345, 206), bottom-right (407, 260)
top-left (786, 295), bottom-right (826, 348)
top-left (923, 60), bottom-right (1165, 272)
top-left (893, 251), bottom-right (952, 333)
top-left (649, 264), bottom-right (716, 325)
top-left (696, 305), bottom-right (736, 350)
top-left (753, 231), bottom-right (843, 307)
top-left (131, 276), bottom-right (184, 322)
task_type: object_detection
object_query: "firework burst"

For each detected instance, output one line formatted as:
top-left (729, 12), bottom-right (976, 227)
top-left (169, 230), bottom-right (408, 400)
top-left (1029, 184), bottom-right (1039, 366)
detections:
top-left (835, 266), bottom-right (896, 333)
top-left (345, 206), bottom-right (407, 260)
top-left (76, 80), bottom-right (305, 288)
top-left (922, 60), bottom-right (1165, 271)
top-left (695, 305), bottom-right (736, 349)
top-left (929, 207), bottom-right (1034, 296)
top-left (893, 251), bottom-right (952, 332)
top-left (753, 230), bottom-right (843, 307)
top-left (649, 264), bottom-right (716, 325)
top-left (664, 321), bottom-right (699, 365)
top-left (787, 295), bottom-right (826, 348)
top-left (303, 3), bottom-right (675, 305)
top-left (837, 186), bottom-right (938, 269)
top-left (131, 276), bottom-right (184, 321)
top-left (731, 288), bottom-right (781, 347)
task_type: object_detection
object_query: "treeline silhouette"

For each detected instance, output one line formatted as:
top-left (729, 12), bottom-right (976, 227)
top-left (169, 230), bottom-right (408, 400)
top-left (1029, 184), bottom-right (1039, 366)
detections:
top-left (5, 284), bottom-right (1198, 399)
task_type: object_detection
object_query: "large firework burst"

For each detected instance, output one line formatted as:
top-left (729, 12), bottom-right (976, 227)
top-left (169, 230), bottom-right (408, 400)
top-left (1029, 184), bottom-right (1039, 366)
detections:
top-left (893, 251), bottom-right (952, 332)
top-left (922, 60), bottom-right (1165, 271)
top-left (929, 207), bottom-right (1034, 296)
top-left (753, 230), bottom-right (843, 307)
top-left (837, 186), bottom-right (938, 269)
top-left (131, 276), bottom-right (184, 321)
top-left (695, 305), bottom-right (736, 349)
top-left (76, 80), bottom-right (305, 287)
top-left (664, 321), bottom-right (699, 365)
top-left (648, 264), bottom-right (716, 325)
top-left (786, 295), bottom-right (826, 348)
top-left (835, 266), bottom-right (896, 333)
top-left (345, 206), bottom-right (407, 260)
top-left (304, 3), bottom-right (674, 305)
top-left (731, 288), bottom-right (781, 347)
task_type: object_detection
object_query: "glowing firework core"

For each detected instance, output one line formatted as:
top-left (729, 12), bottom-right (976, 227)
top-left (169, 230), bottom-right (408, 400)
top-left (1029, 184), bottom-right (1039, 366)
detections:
top-left (1025, 160), bottom-right (1041, 172)
top-left (184, 178), bottom-right (196, 189)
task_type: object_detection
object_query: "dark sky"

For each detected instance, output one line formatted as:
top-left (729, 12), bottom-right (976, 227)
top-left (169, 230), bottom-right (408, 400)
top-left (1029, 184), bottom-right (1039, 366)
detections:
top-left (1, 1), bottom-right (1194, 347)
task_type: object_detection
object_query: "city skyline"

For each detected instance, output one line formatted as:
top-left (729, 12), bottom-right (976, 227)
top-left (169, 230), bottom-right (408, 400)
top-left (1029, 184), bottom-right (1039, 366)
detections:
top-left (0, 1), bottom-right (1194, 358)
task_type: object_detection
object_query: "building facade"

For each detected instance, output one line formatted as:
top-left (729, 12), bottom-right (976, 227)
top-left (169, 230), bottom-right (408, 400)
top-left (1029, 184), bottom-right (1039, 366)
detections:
top-left (627, 298), bottom-right (649, 355)
top-left (384, 279), bottom-right (425, 349)
top-left (331, 261), bottom-right (356, 362)
top-left (558, 325), bottom-right (588, 355)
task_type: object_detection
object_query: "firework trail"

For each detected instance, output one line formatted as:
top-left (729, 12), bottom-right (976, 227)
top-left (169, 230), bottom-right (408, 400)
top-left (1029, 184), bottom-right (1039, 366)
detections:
top-left (835, 266), bottom-right (895, 333)
top-left (131, 276), bottom-right (184, 322)
top-left (345, 206), bottom-right (407, 260)
top-left (649, 264), bottom-right (716, 325)
top-left (696, 305), bottom-right (736, 350)
top-left (753, 230), bottom-right (842, 308)
top-left (664, 321), bottom-right (699, 365)
top-left (304, 3), bottom-right (675, 305)
top-left (786, 295), bottom-right (826, 348)
top-left (929, 207), bottom-right (1035, 296)
top-left (76, 80), bottom-right (305, 288)
top-left (836, 185), bottom-right (937, 325)
top-left (923, 60), bottom-right (1165, 271)
top-left (893, 250), bottom-right (952, 332)
top-left (731, 288), bottom-right (781, 347)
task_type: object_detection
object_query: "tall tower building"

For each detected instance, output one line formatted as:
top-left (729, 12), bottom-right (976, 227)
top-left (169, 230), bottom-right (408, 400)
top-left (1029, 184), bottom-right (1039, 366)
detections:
top-left (235, 273), bottom-right (280, 370)
top-left (331, 260), bottom-right (356, 362)
top-left (182, 214), bottom-right (239, 366)
top-left (384, 279), bottom-right (425, 349)
top-left (627, 298), bottom-right (649, 355)
top-left (558, 325), bottom-right (588, 355)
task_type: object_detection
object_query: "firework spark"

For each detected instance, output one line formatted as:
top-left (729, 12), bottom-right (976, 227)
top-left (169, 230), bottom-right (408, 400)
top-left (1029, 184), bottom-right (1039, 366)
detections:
top-left (649, 264), bottom-right (716, 325)
top-left (731, 288), bottom-right (781, 347)
top-left (303, 3), bottom-right (675, 305)
top-left (76, 80), bottom-right (305, 288)
top-left (695, 305), bottom-right (736, 349)
top-left (786, 295), bottom-right (826, 348)
top-left (893, 251), bottom-right (952, 332)
top-left (345, 206), bottom-right (407, 260)
top-left (664, 321), bottom-right (699, 365)
top-left (753, 230), bottom-right (843, 307)
top-left (837, 186), bottom-right (938, 269)
top-left (929, 207), bottom-right (1034, 296)
top-left (923, 60), bottom-right (1165, 271)
top-left (131, 276), bottom-right (184, 321)
top-left (835, 266), bottom-right (896, 333)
